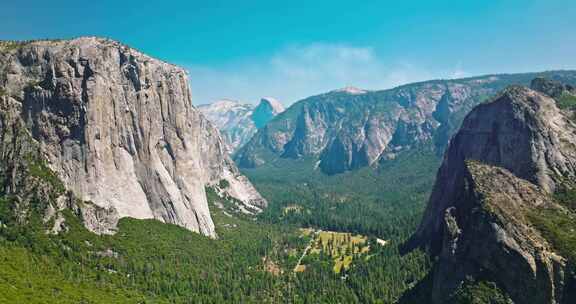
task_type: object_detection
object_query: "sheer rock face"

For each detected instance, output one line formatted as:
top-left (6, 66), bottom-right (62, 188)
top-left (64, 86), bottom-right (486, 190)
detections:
top-left (0, 37), bottom-right (266, 237)
top-left (235, 73), bottom-right (576, 175)
top-left (251, 97), bottom-right (284, 129)
top-left (406, 86), bottom-right (576, 303)
top-left (411, 87), bottom-right (576, 252)
top-left (198, 97), bottom-right (284, 153)
top-left (432, 162), bottom-right (569, 304)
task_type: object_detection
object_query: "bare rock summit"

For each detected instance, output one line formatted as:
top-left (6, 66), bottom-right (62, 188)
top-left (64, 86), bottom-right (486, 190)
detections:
top-left (404, 85), bottom-right (576, 304)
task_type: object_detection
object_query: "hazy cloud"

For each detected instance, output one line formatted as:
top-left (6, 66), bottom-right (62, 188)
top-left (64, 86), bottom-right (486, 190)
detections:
top-left (185, 43), bottom-right (466, 106)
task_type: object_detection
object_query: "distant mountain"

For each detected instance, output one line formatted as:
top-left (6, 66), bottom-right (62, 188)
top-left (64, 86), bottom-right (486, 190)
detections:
top-left (402, 83), bottom-right (576, 303)
top-left (198, 97), bottom-right (284, 153)
top-left (252, 97), bottom-right (284, 129)
top-left (198, 99), bottom-right (255, 153)
top-left (235, 72), bottom-right (576, 175)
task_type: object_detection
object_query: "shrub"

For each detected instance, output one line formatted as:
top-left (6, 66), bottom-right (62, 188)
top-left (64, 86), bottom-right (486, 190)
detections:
top-left (556, 92), bottom-right (576, 110)
top-left (528, 208), bottom-right (576, 262)
top-left (218, 179), bottom-right (230, 189)
top-left (450, 280), bottom-right (512, 304)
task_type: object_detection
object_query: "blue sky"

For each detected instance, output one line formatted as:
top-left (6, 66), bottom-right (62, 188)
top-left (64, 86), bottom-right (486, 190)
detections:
top-left (2, 0), bottom-right (575, 104)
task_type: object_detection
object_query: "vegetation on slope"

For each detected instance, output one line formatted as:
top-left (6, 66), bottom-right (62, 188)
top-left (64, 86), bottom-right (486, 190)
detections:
top-left (249, 149), bottom-right (440, 240)
top-left (243, 149), bottom-right (436, 302)
top-left (449, 280), bottom-right (512, 304)
top-left (0, 192), bottom-right (295, 303)
top-left (0, 181), bottom-right (431, 304)
top-left (556, 92), bottom-right (576, 110)
top-left (528, 207), bottom-right (576, 263)
top-left (0, 242), bottom-right (148, 304)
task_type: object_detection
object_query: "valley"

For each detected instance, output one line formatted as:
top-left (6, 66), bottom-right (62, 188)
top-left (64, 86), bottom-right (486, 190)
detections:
top-left (1, 28), bottom-right (576, 303)
top-left (0, 183), bottom-right (430, 303)
top-left (0, 37), bottom-right (433, 303)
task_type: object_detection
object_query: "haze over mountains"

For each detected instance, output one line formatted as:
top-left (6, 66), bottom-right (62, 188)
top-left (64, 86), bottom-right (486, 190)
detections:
top-left (2, 36), bottom-right (576, 303)
top-left (198, 97), bottom-right (284, 153)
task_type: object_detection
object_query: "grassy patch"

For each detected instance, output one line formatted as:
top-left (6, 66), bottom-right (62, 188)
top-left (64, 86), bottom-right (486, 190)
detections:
top-left (283, 204), bottom-right (304, 215)
top-left (556, 92), bottom-right (576, 110)
top-left (553, 185), bottom-right (576, 211)
top-left (295, 229), bottom-right (382, 274)
top-left (528, 207), bottom-right (576, 262)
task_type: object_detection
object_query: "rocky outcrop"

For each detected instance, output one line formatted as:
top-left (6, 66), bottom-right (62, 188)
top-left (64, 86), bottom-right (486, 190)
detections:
top-left (198, 97), bottom-right (284, 153)
top-left (0, 37), bottom-right (266, 237)
top-left (409, 86), bottom-right (576, 251)
top-left (404, 86), bottom-right (576, 303)
top-left (235, 72), bottom-right (576, 175)
top-left (433, 161), bottom-right (570, 304)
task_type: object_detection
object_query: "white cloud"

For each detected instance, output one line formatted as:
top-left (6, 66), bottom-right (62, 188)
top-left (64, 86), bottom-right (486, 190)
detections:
top-left (448, 61), bottom-right (468, 79)
top-left (185, 43), bottom-right (466, 106)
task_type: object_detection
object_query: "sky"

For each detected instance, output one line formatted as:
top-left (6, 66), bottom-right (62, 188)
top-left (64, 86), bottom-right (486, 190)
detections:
top-left (2, 0), bottom-right (575, 105)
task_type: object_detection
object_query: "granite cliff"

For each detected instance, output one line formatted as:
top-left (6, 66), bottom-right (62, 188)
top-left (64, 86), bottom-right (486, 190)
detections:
top-left (404, 85), bottom-right (576, 303)
top-left (0, 37), bottom-right (266, 237)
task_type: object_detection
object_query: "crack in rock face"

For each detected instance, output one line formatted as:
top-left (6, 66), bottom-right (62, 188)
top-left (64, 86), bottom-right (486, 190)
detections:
top-left (0, 37), bottom-right (266, 237)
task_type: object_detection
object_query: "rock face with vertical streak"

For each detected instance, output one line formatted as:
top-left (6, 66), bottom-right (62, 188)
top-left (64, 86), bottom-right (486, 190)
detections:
top-left (0, 37), bottom-right (266, 237)
top-left (251, 97), bottom-right (284, 129)
top-left (404, 85), bottom-right (576, 304)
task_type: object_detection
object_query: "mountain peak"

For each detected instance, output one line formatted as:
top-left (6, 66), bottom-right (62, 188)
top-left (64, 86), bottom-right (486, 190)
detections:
top-left (259, 97), bottom-right (285, 114)
top-left (252, 97), bottom-right (285, 129)
top-left (334, 86), bottom-right (367, 94)
top-left (198, 97), bottom-right (284, 153)
top-left (411, 85), bottom-right (574, 250)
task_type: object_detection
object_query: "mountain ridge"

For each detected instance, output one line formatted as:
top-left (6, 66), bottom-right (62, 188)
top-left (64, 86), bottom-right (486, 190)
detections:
top-left (235, 70), bottom-right (576, 175)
